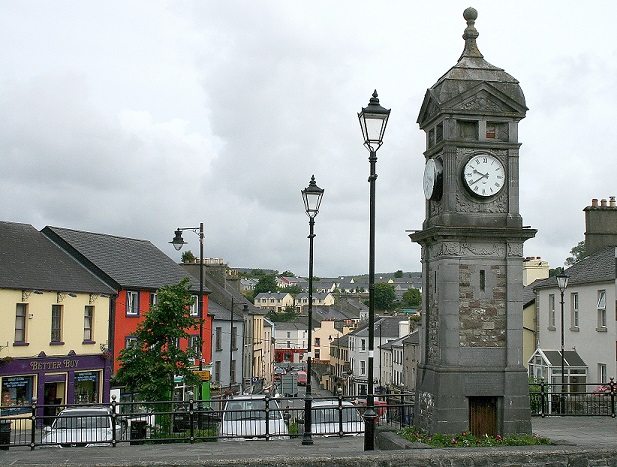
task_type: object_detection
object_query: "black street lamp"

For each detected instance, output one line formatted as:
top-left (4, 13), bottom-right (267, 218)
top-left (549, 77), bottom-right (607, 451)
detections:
top-left (301, 175), bottom-right (324, 446)
top-left (556, 269), bottom-right (569, 414)
top-left (170, 223), bottom-right (205, 399)
top-left (358, 90), bottom-right (390, 451)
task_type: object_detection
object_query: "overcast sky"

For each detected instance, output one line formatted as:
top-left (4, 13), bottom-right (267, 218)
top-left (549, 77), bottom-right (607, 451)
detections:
top-left (1, 1), bottom-right (615, 278)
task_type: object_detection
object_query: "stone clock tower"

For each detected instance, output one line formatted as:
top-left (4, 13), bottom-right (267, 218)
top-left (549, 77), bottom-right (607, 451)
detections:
top-left (410, 8), bottom-right (536, 436)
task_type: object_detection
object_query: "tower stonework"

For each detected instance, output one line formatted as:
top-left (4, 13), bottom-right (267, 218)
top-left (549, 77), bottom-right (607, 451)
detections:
top-left (411, 8), bottom-right (536, 436)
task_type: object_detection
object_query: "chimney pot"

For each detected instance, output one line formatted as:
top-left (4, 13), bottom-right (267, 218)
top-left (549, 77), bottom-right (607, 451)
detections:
top-left (601, 199), bottom-right (607, 207)
top-left (610, 196), bottom-right (616, 208)
top-left (592, 198), bottom-right (598, 207)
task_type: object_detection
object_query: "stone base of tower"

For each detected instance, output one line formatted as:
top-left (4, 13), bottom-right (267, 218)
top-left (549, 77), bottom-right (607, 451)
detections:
top-left (413, 364), bottom-right (531, 436)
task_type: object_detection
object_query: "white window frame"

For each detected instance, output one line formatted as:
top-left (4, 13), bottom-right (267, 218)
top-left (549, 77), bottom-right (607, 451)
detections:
top-left (15, 303), bottom-right (27, 343)
top-left (548, 294), bottom-right (556, 329)
top-left (597, 290), bottom-right (607, 330)
top-left (84, 305), bottom-right (94, 342)
top-left (570, 293), bottom-right (579, 329)
top-left (126, 291), bottom-right (139, 316)
top-left (189, 295), bottom-right (199, 317)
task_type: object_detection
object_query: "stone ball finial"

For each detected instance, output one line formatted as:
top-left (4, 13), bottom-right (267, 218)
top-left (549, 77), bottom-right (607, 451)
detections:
top-left (463, 7), bottom-right (478, 21)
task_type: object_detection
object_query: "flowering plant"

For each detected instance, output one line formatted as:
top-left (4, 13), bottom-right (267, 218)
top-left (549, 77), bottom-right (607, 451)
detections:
top-left (397, 427), bottom-right (550, 448)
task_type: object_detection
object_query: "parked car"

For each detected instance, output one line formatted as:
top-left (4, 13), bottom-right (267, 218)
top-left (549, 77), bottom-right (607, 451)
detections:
top-left (311, 400), bottom-right (364, 437)
top-left (42, 407), bottom-right (121, 447)
top-left (173, 403), bottom-right (221, 432)
top-left (219, 395), bottom-right (289, 440)
top-left (296, 371), bottom-right (307, 386)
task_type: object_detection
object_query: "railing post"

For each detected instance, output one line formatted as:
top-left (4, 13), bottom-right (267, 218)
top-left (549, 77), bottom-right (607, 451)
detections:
top-left (110, 394), bottom-right (117, 447)
top-left (540, 379), bottom-right (546, 418)
top-left (337, 388), bottom-right (344, 437)
top-left (189, 399), bottom-right (195, 443)
top-left (30, 397), bottom-right (37, 450)
top-left (610, 378), bottom-right (616, 419)
top-left (264, 389), bottom-right (270, 441)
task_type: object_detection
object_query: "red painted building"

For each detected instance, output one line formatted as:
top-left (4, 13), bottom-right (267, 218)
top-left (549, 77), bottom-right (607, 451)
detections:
top-left (42, 227), bottom-right (211, 376)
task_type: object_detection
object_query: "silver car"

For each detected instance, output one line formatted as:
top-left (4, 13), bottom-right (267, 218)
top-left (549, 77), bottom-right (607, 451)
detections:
top-left (42, 407), bottom-right (121, 447)
top-left (219, 395), bottom-right (289, 440)
top-left (311, 400), bottom-right (364, 436)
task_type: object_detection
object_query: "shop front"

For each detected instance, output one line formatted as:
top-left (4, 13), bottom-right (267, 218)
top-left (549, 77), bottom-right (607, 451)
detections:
top-left (0, 351), bottom-right (111, 425)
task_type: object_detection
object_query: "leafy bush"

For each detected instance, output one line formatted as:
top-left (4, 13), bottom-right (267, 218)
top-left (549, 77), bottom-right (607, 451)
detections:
top-left (397, 427), bottom-right (550, 448)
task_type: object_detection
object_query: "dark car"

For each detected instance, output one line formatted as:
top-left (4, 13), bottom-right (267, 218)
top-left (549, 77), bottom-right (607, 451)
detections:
top-left (173, 403), bottom-right (221, 432)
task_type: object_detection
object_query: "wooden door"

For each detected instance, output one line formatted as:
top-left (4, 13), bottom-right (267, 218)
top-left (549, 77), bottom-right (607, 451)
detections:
top-left (469, 397), bottom-right (497, 437)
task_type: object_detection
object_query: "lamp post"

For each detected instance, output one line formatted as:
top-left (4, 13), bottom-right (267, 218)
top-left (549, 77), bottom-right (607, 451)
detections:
top-left (358, 90), bottom-right (390, 451)
top-left (556, 269), bottom-right (569, 415)
top-left (301, 175), bottom-right (324, 446)
top-left (170, 223), bottom-right (205, 400)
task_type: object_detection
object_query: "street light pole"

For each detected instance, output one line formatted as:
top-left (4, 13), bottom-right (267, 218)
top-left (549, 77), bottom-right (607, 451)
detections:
top-left (556, 269), bottom-right (569, 415)
top-left (301, 175), bottom-right (324, 446)
top-left (358, 90), bottom-right (390, 451)
top-left (171, 223), bottom-right (205, 400)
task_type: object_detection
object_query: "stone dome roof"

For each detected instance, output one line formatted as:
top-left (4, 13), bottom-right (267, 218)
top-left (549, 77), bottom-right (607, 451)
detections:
top-left (418, 7), bottom-right (527, 127)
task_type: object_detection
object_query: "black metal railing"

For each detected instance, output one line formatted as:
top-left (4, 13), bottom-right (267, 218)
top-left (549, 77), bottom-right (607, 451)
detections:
top-left (530, 378), bottom-right (616, 417)
top-left (0, 392), bottom-right (414, 449)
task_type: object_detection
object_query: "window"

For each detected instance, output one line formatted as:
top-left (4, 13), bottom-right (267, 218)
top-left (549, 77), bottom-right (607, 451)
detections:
top-left (126, 291), bottom-right (139, 316)
top-left (286, 341), bottom-right (291, 349)
top-left (570, 293), bottom-right (579, 329)
top-left (361, 339), bottom-right (366, 351)
top-left (315, 349), bottom-right (320, 360)
top-left (458, 120), bottom-right (478, 140)
top-left (14, 303), bottom-right (27, 343)
top-left (214, 361), bottom-right (221, 383)
top-left (314, 337), bottom-right (320, 347)
top-left (125, 336), bottom-right (137, 348)
top-left (548, 294), bottom-right (556, 329)
top-left (215, 327), bottom-right (222, 351)
top-left (598, 364), bottom-right (607, 384)
top-left (189, 295), bottom-right (199, 316)
top-left (286, 332), bottom-right (291, 338)
top-left (1, 375), bottom-right (33, 415)
top-left (150, 293), bottom-right (158, 307)
top-left (74, 371), bottom-right (100, 403)
top-left (51, 305), bottom-right (63, 343)
top-left (486, 121), bottom-right (509, 140)
top-left (188, 335), bottom-right (200, 354)
top-left (230, 360), bottom-right (236, 384)
top-left (83, 306), bottom-right (94, 342)
top-left (231, 326), bottom-right (237, 349)
top-left (597, 290), bottom-right (607, 329)
top-left (360, 360), bottom-right (366, 376)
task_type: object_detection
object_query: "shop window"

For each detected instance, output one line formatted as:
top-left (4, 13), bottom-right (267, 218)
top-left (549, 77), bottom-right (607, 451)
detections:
top-left (51, 305), bottom-right (63, 344)
top-left (14, 303), bottom-right (27, 344)
top-left (1, 375), bottom-right (33, 415)
top-left (126, 291), bottom-right (139, 316)
top-left (83, 306), bottom-right (94, 342)
top-left (74, 371), bottom-right (100, 403)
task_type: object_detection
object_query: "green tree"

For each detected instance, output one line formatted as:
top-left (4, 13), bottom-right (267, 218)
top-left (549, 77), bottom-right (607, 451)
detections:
top-left (181, 250), bottom-right (195, 264)
top-left (402, 287), bottom-right (422, 308)
top-left (374, 282), bottom-right (397, 310)
top-left (252, 274), bottom-right (279, 298)
top-left (115, 278), bottom-right (202, 402)
top-left (279, 271), bottom-right (296, 277)
top-left (267, 305), bottom-right (299, 322)
top-left (565, 240), bottom-right (588, 266)
top-left (394, 270), bottom-right (403, 278)
top-left (284, 285), bottom-right (302, 297)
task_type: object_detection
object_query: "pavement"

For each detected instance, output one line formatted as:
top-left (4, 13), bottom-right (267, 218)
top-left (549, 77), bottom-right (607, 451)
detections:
top-left (1, 416), bottom-right (616, 466)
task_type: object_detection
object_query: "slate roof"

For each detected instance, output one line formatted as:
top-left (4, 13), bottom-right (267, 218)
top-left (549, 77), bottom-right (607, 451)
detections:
top-left (351, 316), bottom-right (409, 339)
top-left (533, 246), bottom-right (615, 291)
top-left (42, 226), bottom-right (199, 291)
top-left (0, 221), bottom-right (115, 294)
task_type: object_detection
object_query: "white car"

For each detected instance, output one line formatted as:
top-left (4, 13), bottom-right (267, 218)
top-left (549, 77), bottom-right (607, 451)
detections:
top-left (219, 395), bottom-right (289, 440)
top-left (311, 400), bottom-right (364, 437)
top-left (42, 407), bottom-right (121, 447)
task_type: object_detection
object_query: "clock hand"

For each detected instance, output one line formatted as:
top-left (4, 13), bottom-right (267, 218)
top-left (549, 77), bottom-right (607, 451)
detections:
top-left (469, 171), bottom-right (489, 185)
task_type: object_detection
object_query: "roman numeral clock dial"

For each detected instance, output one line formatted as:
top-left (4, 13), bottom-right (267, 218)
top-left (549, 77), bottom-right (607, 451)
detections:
top-left (463, 153), bottom-right (505, 197)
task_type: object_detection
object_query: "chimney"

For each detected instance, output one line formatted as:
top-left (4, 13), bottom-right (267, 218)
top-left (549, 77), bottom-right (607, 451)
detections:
top-left (399, 320), bottom-right (410, 338)
top-left (584, 197), bottom-right (617, 255)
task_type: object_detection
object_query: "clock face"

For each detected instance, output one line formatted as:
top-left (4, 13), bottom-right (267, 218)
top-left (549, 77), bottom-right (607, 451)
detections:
top-left (423, 158), bottom-right (442, 200)
top-left (463, 154), bottom-right (505, 197)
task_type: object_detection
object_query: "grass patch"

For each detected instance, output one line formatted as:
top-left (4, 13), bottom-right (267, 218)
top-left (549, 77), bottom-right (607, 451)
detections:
top-left (397, 427), bottom-right (550, 448)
